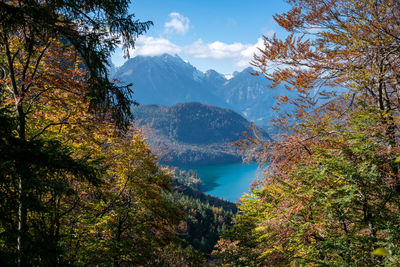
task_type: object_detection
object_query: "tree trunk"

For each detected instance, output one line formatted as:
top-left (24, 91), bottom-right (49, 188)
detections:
top-left (16, 104), bottom-right (26, 267)
top-left (5, 31), bottom-right (28, 266)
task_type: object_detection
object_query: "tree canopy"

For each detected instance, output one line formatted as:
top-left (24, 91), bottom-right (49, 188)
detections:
top-left (0, 1), bottom-right (209, 266)
top-left (0, 0), bottom-right (152, 130)
top-left (214, 0), bottom-right (400, 265)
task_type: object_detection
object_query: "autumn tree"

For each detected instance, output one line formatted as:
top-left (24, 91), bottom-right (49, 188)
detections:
top-left (214, 0), bottom-right (400, 265)
top-left (0, 108), bottom-right (101, 265)
top-left (7, 44), bottom-right (204, 263)
top-left (0, 2), bottom-right (208, 265)
top-left (250, 0), bottom-right (400, 135)
top-left (0, 0), bottom-right (151, 132)
top-left (0, 0), bottom-right (153, 265)
top-left (58, 126), bottom-right (200, 266)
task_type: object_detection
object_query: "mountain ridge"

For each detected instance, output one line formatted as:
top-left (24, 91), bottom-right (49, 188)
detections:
top-left (115, 54), bottom-right (229, 108)
top-left (114, 53), bottom-right (293, 127)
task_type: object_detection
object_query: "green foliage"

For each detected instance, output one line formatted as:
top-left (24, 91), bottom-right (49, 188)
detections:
top-left (213, 190), bottom-right (265, 266)
top-left (214, 107), bottom-right (400, 266)
top-left (166, 190), bottom-right (235, 255)
top-left (168, 166), bottom-right (202, 189)
top-left (0, 109), bottom-right (100, 265)
top-left (157, 167), bottom-right (237, 260)
top-left (0, 0), bottom-right (152, 128)
top-left (0, 1), bottom-right (210, 266)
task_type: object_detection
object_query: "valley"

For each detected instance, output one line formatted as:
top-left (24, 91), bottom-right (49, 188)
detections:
top-left (112, 53), bottom-right (280, 259)
top-left (114, 55), bottom-right (278, 203)
top-left (2, 1), bottom-right (397, 265)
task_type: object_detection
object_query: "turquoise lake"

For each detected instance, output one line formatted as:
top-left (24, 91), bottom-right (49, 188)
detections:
top-left (187, 162), bottom-right (260, 202)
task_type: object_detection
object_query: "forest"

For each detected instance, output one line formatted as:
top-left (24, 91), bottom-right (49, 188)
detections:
top-left (132, 102), bottom-right (270, 166)
top-left (1, 0), bottom-right (400, 266)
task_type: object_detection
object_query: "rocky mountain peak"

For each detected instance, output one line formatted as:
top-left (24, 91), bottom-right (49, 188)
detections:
top-left (113, 54), bottom-right (292, 127)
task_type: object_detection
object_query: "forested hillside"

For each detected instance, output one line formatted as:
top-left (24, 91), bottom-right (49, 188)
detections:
top-left (133, 102), bottom-right (270, 166)
top-left (167, 168), bottom-right (237, 256)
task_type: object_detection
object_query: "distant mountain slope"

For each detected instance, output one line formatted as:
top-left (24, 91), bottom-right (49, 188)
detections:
top-left (114, 54), bottom-right (293, 128)
top-left (133, 102), bottom-right (270, 166)
top-left (218, 67), bottom-right (294, 125)
top-left (134, 102), bottom-right (251, 144)
top-left (115, 54), bottom-right (229, 108)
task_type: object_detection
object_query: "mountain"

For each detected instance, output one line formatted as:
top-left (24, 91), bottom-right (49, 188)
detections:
top-left (217, 67), bottom-right (293, 126)
top-left (114, 54), bottom-right (292, 128)
top-left (132, 102), bottom-right (270, 166)
top-left (107, 59), bottom-right (117, 78)
top-left (115, 54), bottom-right (229, 108)
top-left (204, 69), bottom-right (226, 89)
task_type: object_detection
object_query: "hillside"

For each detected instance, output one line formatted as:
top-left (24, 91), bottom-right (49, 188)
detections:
top-left (133, 102), bottom-right (270, 166)
top-left (167, 167), bottom-right (237, 256)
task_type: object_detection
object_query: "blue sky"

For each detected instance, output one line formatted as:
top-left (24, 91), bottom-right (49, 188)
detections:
top-left (111, 0), bottom-right (290, 74)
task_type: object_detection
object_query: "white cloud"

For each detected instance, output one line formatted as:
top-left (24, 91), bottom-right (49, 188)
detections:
top-left (240, 38), bottom-right (264, 58)
top-left (185, 38), bottom-right (265, 67)
top-left (164, 12), bottom-right (190, 35)
top-left (235, 58), bottom-right (253, 67)
top-left (236, 38), bottom-right (265, 66)
top-left (128, 36), bottom-right (182, 56)
top-left (123, 34), bottom-right (268, 70)
top-left (186, 39), bottom-right (247, 59)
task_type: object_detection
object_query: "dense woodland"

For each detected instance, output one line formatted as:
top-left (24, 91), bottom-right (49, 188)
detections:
top-left (1, 0), bottom-right (400, 266)
top-left (213, 0), bottom-right (400, 266)
top-left (133, 103), bottom-right (270, 166)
